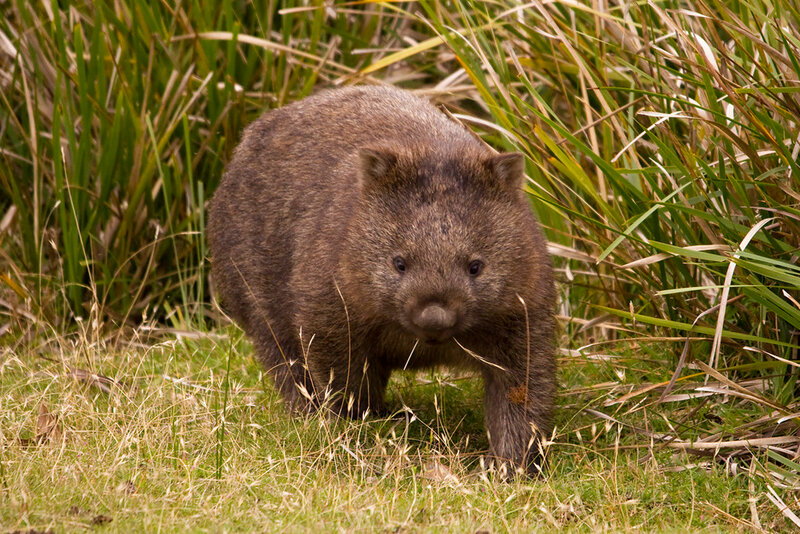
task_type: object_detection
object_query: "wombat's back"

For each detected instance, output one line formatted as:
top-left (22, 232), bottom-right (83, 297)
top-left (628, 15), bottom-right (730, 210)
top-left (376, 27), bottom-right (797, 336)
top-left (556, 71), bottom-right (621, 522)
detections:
top-left (243, 86), bottom-right (475, 167)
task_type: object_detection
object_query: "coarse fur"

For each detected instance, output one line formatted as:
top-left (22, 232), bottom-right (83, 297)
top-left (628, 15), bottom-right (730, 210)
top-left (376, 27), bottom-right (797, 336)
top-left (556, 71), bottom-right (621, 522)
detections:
top-left (207, 86), bottom-right (556, 478)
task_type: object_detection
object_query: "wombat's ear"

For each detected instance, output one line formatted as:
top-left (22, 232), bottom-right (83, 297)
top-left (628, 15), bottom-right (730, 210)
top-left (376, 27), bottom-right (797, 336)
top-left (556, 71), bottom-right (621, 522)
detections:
top-left (489, 152), bottom-right (526, 192)
top-left (359, 147), bottom-right (398, 187)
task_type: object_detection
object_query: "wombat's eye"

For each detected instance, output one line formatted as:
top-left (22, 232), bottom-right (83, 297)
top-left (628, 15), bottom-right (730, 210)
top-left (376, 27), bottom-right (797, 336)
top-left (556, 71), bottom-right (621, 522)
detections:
top-left (468, 259), bottom-right (484, 277)
top-left (393, 256), bottom-right (406, 274)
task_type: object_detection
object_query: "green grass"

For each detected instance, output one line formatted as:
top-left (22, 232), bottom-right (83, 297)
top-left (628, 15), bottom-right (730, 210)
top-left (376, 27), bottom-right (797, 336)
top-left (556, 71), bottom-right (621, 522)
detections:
top-left (2, 0), bottom-right (800, 530)
top-left (2, 334), bottom-right (789, 532)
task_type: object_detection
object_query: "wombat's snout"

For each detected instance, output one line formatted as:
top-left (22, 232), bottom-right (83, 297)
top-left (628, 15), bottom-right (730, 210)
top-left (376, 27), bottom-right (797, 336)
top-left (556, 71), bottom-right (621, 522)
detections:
top-left (409, 302), bottom-right (460, 343)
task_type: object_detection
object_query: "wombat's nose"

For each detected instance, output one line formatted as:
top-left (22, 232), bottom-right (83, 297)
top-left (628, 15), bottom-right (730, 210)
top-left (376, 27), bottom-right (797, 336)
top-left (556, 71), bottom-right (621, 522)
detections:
top-left (412, 304), bottom-right (457, 333)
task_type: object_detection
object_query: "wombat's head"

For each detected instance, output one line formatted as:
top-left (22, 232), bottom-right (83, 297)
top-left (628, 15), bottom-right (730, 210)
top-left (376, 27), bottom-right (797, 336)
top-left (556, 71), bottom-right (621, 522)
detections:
top-left (342, 143), bottom-right (541, 344)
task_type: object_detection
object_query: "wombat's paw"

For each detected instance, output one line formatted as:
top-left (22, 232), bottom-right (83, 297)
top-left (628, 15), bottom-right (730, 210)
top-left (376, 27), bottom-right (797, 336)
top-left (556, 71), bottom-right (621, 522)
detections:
top-left (282, 385), bottom-right (318, 416)
top-left (368, 404), bottom-right (395, 419)
top-left (483, 454), bottom-right (546, 482)
top-left (286, 397), bottom-right (317, 417)
top-left (313, 391), bottom-right (386, 421)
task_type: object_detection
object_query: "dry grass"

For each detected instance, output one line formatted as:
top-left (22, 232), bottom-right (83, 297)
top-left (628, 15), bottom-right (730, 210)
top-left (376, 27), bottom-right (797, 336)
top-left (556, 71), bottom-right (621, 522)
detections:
top-left (1, 327), bottom-right (796, 531)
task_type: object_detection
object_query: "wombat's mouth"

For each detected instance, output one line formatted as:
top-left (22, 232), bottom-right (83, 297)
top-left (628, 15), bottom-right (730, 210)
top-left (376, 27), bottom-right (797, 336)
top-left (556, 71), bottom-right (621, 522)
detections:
top-left (422, 337), bottom-right (447, 345)
top-left (413, 329), bottom-right (457, 345)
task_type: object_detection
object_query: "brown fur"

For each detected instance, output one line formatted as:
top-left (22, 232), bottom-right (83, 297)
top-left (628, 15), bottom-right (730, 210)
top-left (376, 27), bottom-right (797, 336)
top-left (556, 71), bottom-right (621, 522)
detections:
top-left (207, 86), bottom-right (556, 478)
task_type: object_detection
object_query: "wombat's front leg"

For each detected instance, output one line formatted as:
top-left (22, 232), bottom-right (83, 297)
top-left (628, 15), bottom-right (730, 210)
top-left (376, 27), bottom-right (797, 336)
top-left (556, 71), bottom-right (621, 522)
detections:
top-left (305, 339), bottom-right (391, 418)
top-left (482, 361), bottom-right (554, 479)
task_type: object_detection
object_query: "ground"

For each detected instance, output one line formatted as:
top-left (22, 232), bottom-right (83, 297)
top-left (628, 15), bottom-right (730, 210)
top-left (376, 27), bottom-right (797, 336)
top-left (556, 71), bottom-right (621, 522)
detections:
top-left (1, 328), bottom-right (789, 532)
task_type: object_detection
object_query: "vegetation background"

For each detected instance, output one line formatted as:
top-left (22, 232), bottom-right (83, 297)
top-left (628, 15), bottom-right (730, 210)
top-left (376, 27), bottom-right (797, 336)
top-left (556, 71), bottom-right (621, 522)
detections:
top-left (1, 0), bottom-right (799, 531)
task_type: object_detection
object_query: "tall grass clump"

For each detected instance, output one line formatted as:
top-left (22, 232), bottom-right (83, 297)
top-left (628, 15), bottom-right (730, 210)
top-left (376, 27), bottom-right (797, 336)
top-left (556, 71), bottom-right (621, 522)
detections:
top-left (0, 0), bottom-right (406, 333)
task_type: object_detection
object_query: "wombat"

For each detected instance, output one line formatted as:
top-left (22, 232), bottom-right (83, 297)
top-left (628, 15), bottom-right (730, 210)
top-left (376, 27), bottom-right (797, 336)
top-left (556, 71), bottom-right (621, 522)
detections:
top-left (207, 85), bottom-right (555, 478)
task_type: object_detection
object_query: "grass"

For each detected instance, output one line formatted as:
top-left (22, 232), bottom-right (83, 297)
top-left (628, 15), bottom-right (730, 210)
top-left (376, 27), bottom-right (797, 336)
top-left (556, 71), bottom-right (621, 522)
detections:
top-left (2, 0), bottom-right (800, 530)
top-left (0, 0), bottom-right (398, 330)
top-left (2, 331), bottom-right (789, 532)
